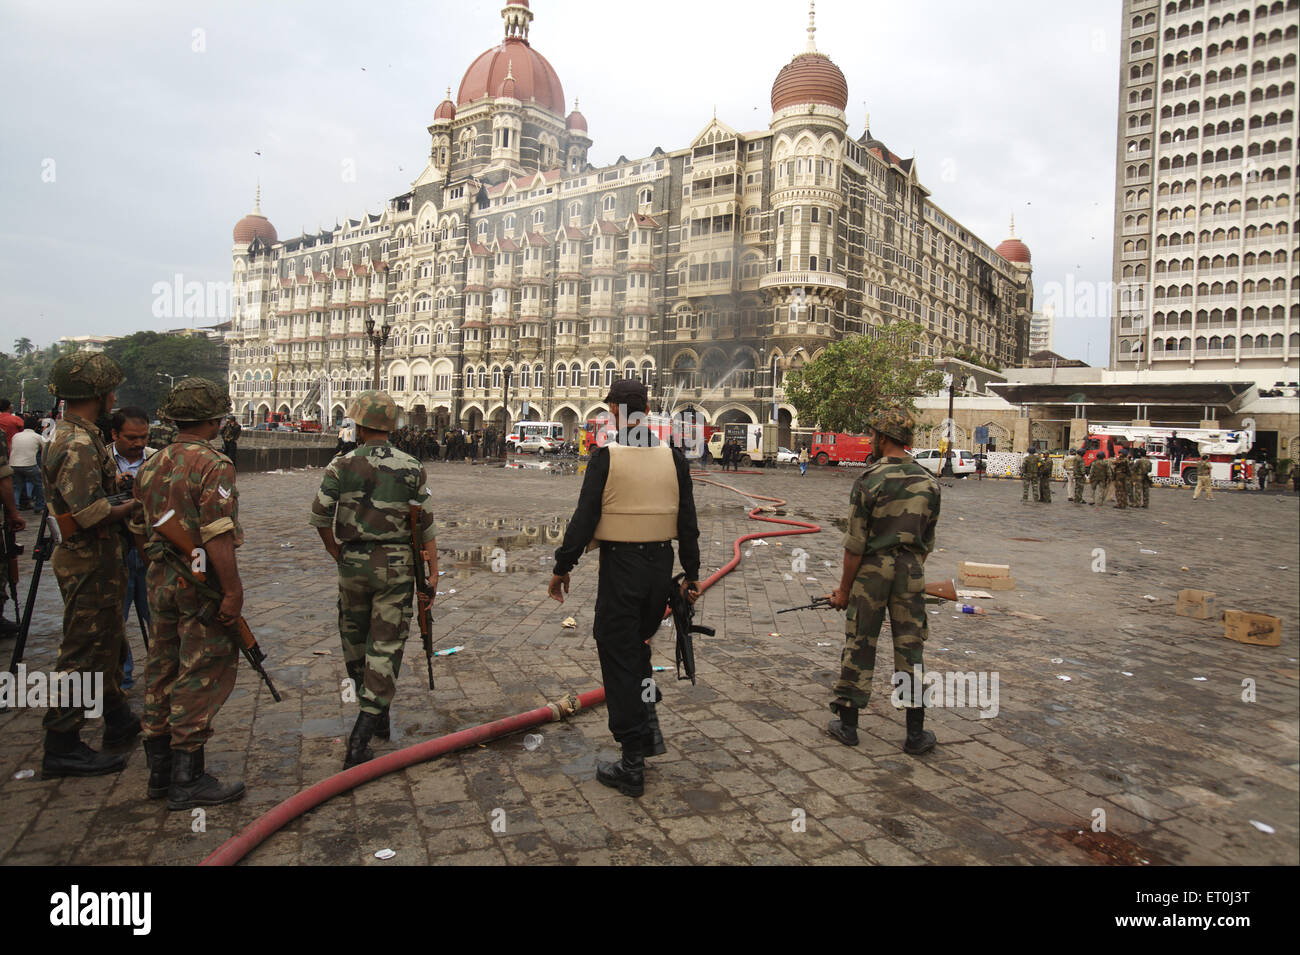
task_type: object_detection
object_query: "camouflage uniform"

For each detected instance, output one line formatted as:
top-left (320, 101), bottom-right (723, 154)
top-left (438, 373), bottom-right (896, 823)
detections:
top-left (1089, 457), bottom-right (1111, 505)
top-left (834, 424), bottom-right (941, 717)
top-left (129, 378), bottom-right (247, 806)
top-left (1037, 455), bottom-right (1053, 503)
top-left (1070, 452), bottom-right (1086, 503)
top-left (148, 420), bottom-right (177, 451)
top-left (1193, 455), bottom-right (1215, 500)
top-left (38, 353), bottom-right (138, 777)
top-left (1134, 454), bottom-right (1152, 507)
top-left (310, 392), bottom-right (437, 724)
top-left (1112, 455), bottom-right (1131, 509)
top-left (1021, 452), bottom-right (1040, 502)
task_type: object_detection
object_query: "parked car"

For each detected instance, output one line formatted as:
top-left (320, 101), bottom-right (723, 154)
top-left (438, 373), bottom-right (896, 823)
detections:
top-left (515, 435), bottom-right (558, 454)
top-left (252, 422), bottom-right (279, 431)
top-left (911, 448), bottom-right (977, 476)
top-left (775, 447), bottom-right (798, 464)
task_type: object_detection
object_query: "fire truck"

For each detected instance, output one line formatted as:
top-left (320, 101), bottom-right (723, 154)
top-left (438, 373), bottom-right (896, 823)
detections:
top-left (584, 414), bottom-right (712, 458)
top-left (1083, 422), bottom-right (1256, 485)
top-left (809, 432), bottom-right (874, 466)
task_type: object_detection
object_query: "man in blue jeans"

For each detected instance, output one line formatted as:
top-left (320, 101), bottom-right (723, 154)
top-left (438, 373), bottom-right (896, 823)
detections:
top-left (111, 407), bottom-right (154, 690)
top-left (9, 416), bottom-right (48, 513)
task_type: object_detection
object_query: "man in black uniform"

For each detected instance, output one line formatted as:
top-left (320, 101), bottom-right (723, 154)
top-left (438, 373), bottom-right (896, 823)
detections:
top-left (548, 379), bottom-right (700, 797)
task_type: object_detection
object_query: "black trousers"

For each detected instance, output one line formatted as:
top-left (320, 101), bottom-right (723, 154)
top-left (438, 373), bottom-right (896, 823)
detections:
top-left (594, 541), bottom-right (674, 746)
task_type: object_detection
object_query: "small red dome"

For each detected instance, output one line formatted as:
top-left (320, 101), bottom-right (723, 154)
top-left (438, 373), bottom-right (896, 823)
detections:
top-left (996, 238), bottom-right (1031, 264)
top-left (458, 37), bottom-right (564, 114)
top-left (234, 212), bottom-right (276, 245)
top-left (566, 106), bottom-right (587, 133)
top-left (434, 95), bottom-right (456, 121)
top-left (771, 52), bottom-right (848, 113)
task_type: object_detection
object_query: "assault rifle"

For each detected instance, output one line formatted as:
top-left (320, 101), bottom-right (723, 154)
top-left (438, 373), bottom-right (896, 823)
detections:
top-left (6, 510), bottom-right (57, 677)
top-left (778, 579), bottom-right (961, 614)
top-left (151, 508), bottom-right (281, 702)
top-left (408, 502), bottom-right (435, 690)
top-left (667, 573), bottom-right (712, 685)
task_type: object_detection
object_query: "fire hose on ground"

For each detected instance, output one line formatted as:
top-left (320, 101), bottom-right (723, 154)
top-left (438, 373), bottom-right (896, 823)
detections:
top-left (200, 470), bottom-right (821, 866)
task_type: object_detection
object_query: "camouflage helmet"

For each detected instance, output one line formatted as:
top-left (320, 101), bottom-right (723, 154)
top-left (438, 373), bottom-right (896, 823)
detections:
top-left (158, 377), bottom-right (231, 422)
top-left (869, 405), bottom-right (915, 446)
top-left (46, 351), bottom-right (124, 400)
top-left (347, 391), bottom-right (398, 432)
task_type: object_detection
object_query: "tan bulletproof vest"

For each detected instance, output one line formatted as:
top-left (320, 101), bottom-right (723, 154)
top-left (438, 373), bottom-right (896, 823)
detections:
top-left (592, 444), bottom-right (679, 543)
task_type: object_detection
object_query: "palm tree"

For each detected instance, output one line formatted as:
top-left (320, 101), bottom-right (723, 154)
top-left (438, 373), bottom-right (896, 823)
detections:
top-left (14, 337), bottom-right (33, 357)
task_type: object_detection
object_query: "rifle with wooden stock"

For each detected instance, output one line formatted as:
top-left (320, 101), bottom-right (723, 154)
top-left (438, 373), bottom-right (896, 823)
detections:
top-left (409, 502), bottom-right (435, 691)
top-left (778, 578), bottom-right (960, 614)
top-left (151, 508), bottom-right (281, 702)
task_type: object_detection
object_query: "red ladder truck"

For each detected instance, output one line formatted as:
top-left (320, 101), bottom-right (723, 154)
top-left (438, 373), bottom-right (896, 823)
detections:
top-left (1082, 422), bottom-right (1256, 485)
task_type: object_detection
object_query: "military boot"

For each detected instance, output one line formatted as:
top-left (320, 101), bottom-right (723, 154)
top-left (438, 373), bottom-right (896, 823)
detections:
top-left (142, 736), bottom-right (172, 799)
top-left (596, 740), bottom-right (645, 797)
top-left (827, 704), bottom-right (859, 746)
top-left (376, 707), bottom-right (391, 741)
top-left (903, 707), bottom-right (937, 756)
top-left (168, 747), bottom-right (245, 810)
top-left (344, 710), bottom-right (383, 769)
top-left (643, 701), bottom-right (666, 758)
top-left (102, 703), bottom-right (141, 749)
top-left (41, 729), bottom-right (127, 779)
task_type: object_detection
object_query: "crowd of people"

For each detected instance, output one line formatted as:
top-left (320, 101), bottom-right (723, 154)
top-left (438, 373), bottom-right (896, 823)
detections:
top-left (348, 425), bottom-right (508, 462)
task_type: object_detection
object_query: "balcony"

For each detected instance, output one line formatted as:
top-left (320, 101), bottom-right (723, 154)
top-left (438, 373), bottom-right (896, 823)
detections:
top-left (758, 271), bottom-right (848, 292)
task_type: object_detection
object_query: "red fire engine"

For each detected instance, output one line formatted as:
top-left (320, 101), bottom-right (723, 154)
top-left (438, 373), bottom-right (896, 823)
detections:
top-left (809, 432), bottom-right (874, 466)
top-left (1083, 423), bottom-right (1256, 485)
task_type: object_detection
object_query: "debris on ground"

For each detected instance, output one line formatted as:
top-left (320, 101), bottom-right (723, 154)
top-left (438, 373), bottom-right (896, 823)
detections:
top-left (373, 848), bottom-right (396, 860)
top-left (522, 734), bottom-right (544, 751)
top-left (561, 617), bottom-right (577, 629)
top-left (432, 646), bottom-right (463, 657)
top-left (1250, 820), bottom-right (1276, 834)
top-left (1142, 595), bottom-right (1158, 602)
top-left (312, 650), bottom-right (331, 656)
top-left (12, 770), bottom-right (35, 780)
top-left (1060, 829), bottom-right (1160, 865)
top-left (1005, 610), bottom-right (1046, 621)
top-left (1057, 675), bottom-right (1072, 681)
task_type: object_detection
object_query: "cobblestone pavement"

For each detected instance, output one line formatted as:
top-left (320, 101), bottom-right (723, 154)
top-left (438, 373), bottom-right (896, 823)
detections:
top-left (1, 460), bottom-right (1296, 866)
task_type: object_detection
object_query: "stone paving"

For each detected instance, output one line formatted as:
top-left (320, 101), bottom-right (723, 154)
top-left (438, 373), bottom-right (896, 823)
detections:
top-left (1, 459), bottom-right (1296, 866)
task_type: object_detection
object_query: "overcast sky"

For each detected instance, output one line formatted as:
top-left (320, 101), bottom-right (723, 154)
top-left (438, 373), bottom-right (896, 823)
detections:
top-left (0, 0), bottom-right (1120, 364)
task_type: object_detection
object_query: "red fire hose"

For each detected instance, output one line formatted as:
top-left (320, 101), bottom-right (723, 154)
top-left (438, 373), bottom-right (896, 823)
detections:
top-left (201, 472), bottom-right (821, 866)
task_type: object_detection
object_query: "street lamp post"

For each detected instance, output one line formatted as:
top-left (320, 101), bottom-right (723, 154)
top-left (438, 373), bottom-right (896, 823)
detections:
top-left (20, 377), bottom-right (39, 413)
top-left (365, 315), bottom-right (392, 390)
top-left (500, 369), bottom-right (512, 460)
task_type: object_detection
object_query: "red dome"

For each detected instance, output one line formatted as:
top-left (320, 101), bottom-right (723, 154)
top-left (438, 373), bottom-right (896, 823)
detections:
top-left (233, 212), bottom-right (276, 245)
top-left (996, 238), bottom-right (1031, 264)
top-left (770, 52), bottom-right (848, 113)
top-left (566, 107), bottom-right (587, 133)
top-left (434, 96), bottom-right (456, 121)
top-left (457, 38), bottom-right (564, 114)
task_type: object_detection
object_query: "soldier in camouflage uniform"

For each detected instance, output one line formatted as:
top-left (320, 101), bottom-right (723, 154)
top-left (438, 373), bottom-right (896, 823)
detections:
top-left (131, 378), bottom-right (247, 808)
top-left (1021, 450), bottom-right (1040, 502)
top-left (827, 405), bottom-right (941, 755)
top-left (1037, 454), bottom-right (1053, 503)
top-left (40, 352), bottom-right (140, 778)
top-left (219, 415), bottom-right (242, 467)
top-left (1134, 448), bottom-right (1152, 507)
top-left (1193, 451), bottom-right (1215, 501)
top-left (311, 391), bottom-right (438, 769)
top-left (1071, 449), bottom-right (1087, 503)
top-left (0, 429), bottom-right (27, 637)
top-left (1089, 455), bottom-right (1111, 506)
top-left (1112, 451), bottom-right (1131, 509)
top-left (147, 417), bottom-right (177, 452)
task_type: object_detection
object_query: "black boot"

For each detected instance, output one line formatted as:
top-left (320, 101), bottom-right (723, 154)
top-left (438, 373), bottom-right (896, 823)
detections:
top-left (143, 736), bottom-right (172, 799)
top-left (375, 707), bottom-right (391, 741)
top-left (643, 702), bottom-right (666, 758)
top-left (41, 729), bottom-right (127, 779)
top-left (827, 704), bottom-right (859, 746)
top-left (344, 710), bottom-right (383, 769)
top-left (596, 740), bottom-right (645, 797)
top-left (903, 707), bottom-right (936, 755)
top-left (167, 746), bottom-right (245, 810)
top-left (102, 703), bottom-right (141, 749)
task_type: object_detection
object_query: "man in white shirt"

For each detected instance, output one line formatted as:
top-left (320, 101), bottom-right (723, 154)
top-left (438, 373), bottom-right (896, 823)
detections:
top-left (9, 417), bottom-right (48, 513)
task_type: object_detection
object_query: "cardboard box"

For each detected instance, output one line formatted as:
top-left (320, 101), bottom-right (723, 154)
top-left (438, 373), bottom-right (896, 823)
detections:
top-left (1176, 589), bottom-right (1218, 620)
top-left (1223, 611), bottom-right (1282, 648)
top-left (958, 561), bottom-right (1015, 591)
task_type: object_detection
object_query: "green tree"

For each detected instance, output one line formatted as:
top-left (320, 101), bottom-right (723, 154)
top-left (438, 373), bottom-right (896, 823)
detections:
top-left (783, 321), bottom-right (945, 433)
top-left (104, 332), bottom-right (228, 414)
top-left (13, 337), bottom-right (33, 357)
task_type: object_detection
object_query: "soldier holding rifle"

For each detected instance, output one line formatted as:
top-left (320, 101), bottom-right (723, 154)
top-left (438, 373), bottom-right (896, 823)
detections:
top-left (310, 392), bottom-right (438, 770)
top-left (40, 352), bottom-right (139, 778)
top-left (131, 378), bottom-right (248, 808)
top-left (825, 405), bottom-right (941, 755)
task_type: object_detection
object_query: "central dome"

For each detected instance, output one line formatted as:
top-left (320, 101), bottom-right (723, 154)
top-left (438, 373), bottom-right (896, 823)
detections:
top-left (771, 52), bottom-right (848, 113)
top-left (457, 37), bottom-right (564, 114)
